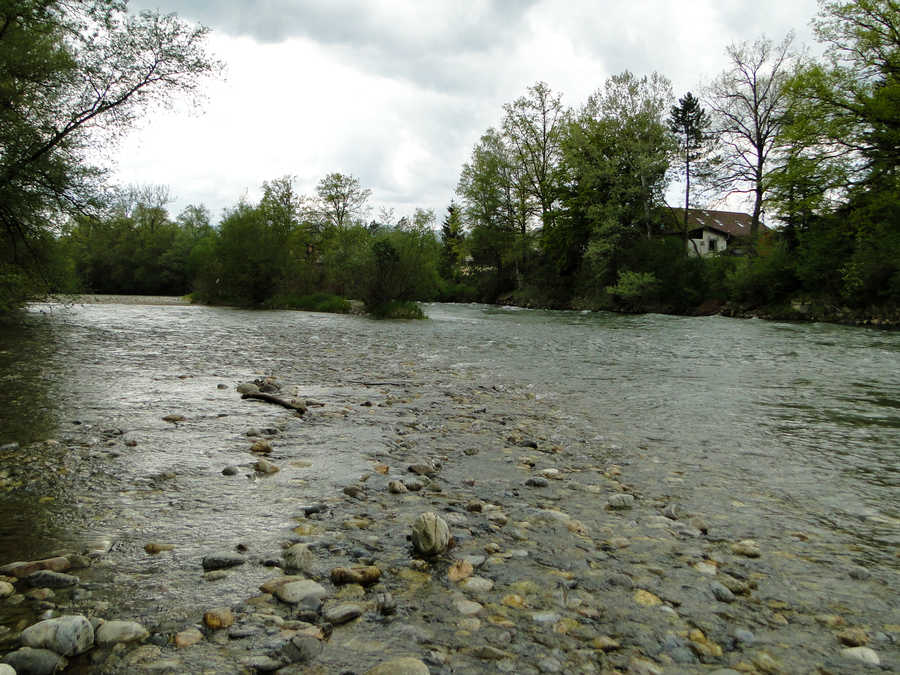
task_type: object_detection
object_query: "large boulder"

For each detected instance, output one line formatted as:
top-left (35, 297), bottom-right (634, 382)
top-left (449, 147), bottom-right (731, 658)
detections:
top-left (20, 615), bottom-right (94, 656)
top-left (2, 647), bottom-right (68, 675)
top-left (94, 620), bottom-right (149, 647)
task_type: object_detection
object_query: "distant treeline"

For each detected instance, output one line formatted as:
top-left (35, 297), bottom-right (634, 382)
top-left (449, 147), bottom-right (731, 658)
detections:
top-left (2, 1), bottom-right (898, 320)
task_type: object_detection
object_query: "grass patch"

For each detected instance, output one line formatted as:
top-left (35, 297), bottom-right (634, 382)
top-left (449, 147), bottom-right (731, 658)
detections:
top-left (367, 300), bottom-right (426, 319)
top-left (264, 293), bottom-right (352, 313)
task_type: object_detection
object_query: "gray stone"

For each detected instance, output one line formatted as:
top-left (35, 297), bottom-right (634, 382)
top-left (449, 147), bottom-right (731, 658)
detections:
top-left (538, 657), bottom-right (563, 673)
top-left (2, 647), bottom-right (68, 675)
top-left (94, 620), bottom-right (149, 646)
top-left (241, 655), bottom-right (283, 672)
top-left (276, 634), bottom-right (323, 665)
top-left (733, 628), bottom-right (755, 644)
top-left (275, 580), bottom-right (327, 609)
top-left (411, 512), bottom-right (450, 556)
top-left (607, 493), bottom-right (634, 510)
top-left (323, 603), bottom-right (363, 625)
top-left (23, 572), bottom-right (77, 588)
top-left (236, 383), bottom-right (259, 394)
top-left (221, 465), bottom-right (238, 476)
top-left (282, 543), bottom-right (313, 573)
top-left (21, 615), bottom-right (94, 656)
top-left (201, 552), bottom-right (245, 571)
top-left (710, 581), bottom-right (735, 603)
top-left (525, 477), bottom-right (549, 488)
top-left (365, 657), bottom-right (430, 675)
top-left (848, 565), bottom-right (871, 580)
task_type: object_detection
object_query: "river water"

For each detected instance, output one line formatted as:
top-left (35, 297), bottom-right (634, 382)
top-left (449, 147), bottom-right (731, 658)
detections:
top-left (0, 300), bottom-right (897, 667)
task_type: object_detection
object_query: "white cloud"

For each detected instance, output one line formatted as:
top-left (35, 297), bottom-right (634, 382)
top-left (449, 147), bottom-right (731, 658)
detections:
top-left (118, 0), bottom-right (819, 221)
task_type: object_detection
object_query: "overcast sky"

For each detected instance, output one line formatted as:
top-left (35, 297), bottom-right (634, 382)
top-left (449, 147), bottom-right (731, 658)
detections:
top-left (120, 0), bottom-right (820, 223)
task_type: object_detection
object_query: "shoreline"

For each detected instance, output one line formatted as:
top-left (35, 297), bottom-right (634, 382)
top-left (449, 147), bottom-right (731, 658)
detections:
top-left (1, 365), bottom-right (896, 673)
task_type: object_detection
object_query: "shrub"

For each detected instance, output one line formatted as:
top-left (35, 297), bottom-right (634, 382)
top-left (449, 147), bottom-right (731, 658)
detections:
top-left (368, 300), bottom-right (426, 319)
top-left (605, 270), bottom-right (659, 311)
top-left (263, 292), bottom-right (351, 313)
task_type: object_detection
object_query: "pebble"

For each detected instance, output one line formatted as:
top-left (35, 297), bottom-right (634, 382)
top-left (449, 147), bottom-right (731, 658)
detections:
top-left (95, 620), bottom-right (150, 646)
top-left (460, 576), bottom-right (494, 593)
top-left (388, 480), bottom-right (408, 493)
top-left (21, 615), bottom-right (94, 656)
top-left (283, 543), bottom-right (313, 573)
top-left (174, 628), bottom-right (203, 648)
top-left (525, 477), bottom-right (549, 487)
top-left (837, 627), bottom-right (869, 646)
top-left (331, 565), bottom-right (381, 586)
top-left (201, 552), bottom-right (245, 571)
top-left (221, 465), bottom-right (238, 475)
top-left (275, 580), bottom-right (328, 609)
top-left (203, 607), bottom-right (235, 629)
top-left (731, 539), bottom-right (761, 557)
top-left (323, 602), bottom-right (364, 624)
top-left (841, 646), bottom-right (880, 665)
top-left (0, 581), bottom-right (13, 597)
top-left (710, 581), bottom-right (736, 603)
top-left (24, 571), bottom-right (77, 588)
top-left (365, 657), bottom-right (430, 675)
top-left (255, 458), bottom-right (279, 474)
top-left (608, 493), bottom-right (634, 509)
top-left (733, 628), bottom-right (755, 644)
top-left (454, 598), bottom-right (483, 615)
top-left (250, 439), bottom-right (273, 454)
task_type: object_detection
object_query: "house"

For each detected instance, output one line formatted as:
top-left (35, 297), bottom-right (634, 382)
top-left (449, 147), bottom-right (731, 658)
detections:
top-left (666, 209), bottom-right (769, 256)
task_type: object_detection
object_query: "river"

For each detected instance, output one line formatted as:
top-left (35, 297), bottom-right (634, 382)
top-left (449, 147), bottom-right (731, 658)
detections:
top-left (0, 300), bottom-right (897, 672)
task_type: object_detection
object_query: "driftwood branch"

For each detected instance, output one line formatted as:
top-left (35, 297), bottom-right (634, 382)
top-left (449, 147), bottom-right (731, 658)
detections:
top-left (241, 392), bottom-right (307, 414)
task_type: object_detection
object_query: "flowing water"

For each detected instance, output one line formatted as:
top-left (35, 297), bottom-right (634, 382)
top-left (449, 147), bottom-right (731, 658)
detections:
top-left (0, 300), bottom-right (897, 663)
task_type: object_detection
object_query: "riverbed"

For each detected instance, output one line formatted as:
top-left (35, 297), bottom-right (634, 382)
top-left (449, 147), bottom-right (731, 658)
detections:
top-left (0, 299), bottom-right (897, 673)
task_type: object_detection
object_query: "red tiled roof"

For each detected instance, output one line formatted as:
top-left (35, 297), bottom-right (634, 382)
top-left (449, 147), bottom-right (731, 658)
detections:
top-left (668, 209), bottom-right (768, 238)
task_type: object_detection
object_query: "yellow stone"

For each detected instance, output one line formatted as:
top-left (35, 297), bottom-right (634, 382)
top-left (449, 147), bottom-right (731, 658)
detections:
top-left (501, 594), bottom-right (526, 609)
top-left (448, 559), bottom-right (474, 582)
top-left (175, 628), bottom-right (203, 648)
top-left (566, 520), bottom-right (589, 536)
top-left (554, 618), bottom-right (580, 634)
top-left (203, 607), bottom-right (234, 629)
top-left (293, 523), bottom-right (320, 536)
top-left (592, 635), bottom-right (620, 651)
top-left (633, 590), bottom-right (662, 607)
top-left (144, 543), bottom-right (175, 554)
top-left (486, 614), bottom-right (515, 627)
top-left (510, 580), bottom-right (540, 594)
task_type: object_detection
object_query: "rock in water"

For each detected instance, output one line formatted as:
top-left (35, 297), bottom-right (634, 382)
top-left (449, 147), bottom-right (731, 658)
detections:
top-left (2, 647), bottom-right (68, 675)
top-left (275, 580), bottom-right (328, 610)
top-left (20, 615), bottom-right (94, 656)
top-left (365, 657), bottom-right (431, 675)
top-left (411, 512), bottom-right (450, 556)
top-left (94, 620), bottom-right (149, 646)
top-left (283, 543), bottom-right (314, 573)
top-left (201, 552), bottom-right (245, 571)
top-left (24, 571), bottom-right (78, 588)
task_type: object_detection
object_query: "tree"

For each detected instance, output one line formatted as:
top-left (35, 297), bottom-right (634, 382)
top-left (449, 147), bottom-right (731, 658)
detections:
top-left (668, 91), bottom-right (711, 248)
top-left (705, 34), bottom-right (798, 239)
top-left (314, 172), bottom-right (372, 230)
top-left (555, 72), bottom-right (674, 291)
top-left (0, 0), bottom-right (219, 309)
top-left (502, 81), bottom-right (567, 230)
top-left (439, 202), bottom-right (465, 281)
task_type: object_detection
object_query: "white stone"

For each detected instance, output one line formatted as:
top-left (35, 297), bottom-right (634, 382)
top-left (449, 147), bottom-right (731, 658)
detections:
top-left (454, 598), bottom-right (483, 615)
top-left (461, 576), bottom-right (494, 593)
top-left (20, 615), bottom-right (94, 656)
top-left (276, 580), bottom-right (327, 609)
top-left (841, 647), bottom-right (880, 665)
top-left (94, 620), bottom-right (149, 647)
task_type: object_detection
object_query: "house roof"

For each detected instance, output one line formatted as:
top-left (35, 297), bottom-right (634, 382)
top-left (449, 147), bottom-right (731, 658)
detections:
top-left (667, 208), bottom-right (768, 238)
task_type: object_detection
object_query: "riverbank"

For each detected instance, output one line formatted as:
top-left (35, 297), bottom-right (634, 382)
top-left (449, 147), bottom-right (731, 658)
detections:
top-left (0, 303), bottom-right (897, 674)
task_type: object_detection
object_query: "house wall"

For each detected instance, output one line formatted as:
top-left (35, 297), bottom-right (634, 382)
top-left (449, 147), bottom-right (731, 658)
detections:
top-left (687, 229), bottom-right (728, 257)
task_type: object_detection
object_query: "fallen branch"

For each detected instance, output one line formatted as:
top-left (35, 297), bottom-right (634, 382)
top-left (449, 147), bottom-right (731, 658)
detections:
top-left (241, 393), bottom-right (307, 414)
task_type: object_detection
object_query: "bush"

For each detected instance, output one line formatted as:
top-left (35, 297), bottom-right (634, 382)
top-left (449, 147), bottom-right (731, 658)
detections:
top-left (263, 292), bottom-right (351, 313)
top-left (605, 270), bottom-right (658, 311)
top-left (368, 300), bottom-right (426, 319)
top-left (725, 241), bottom-right (799, 305)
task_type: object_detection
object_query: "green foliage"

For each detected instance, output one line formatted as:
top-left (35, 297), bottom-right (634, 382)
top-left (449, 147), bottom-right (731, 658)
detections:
top-left (606, 270), bottom-right (659, 311)
top-left (725, 240), bottom-right (799, 305)
top-left (0, 0), bottom-right (219, 312)
top-left (368, 300), bottom-right (426, 320)
top-left (262, 293), bottom-right (351, 313)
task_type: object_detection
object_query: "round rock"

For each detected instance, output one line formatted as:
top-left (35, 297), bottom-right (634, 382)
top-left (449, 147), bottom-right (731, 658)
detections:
top-left (275, 580), bottom-right (328, 610)
top-left (95, 620), bottom-right (150, 646)
top-left (21, 615), bottom-right (94, 656)
top-left (411, 512), bottom-right (450, 557)
top-left (2, 647), bottom-right (68, 675)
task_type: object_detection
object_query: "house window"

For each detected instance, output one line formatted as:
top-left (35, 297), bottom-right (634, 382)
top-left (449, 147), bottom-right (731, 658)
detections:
top-left (708, 239), bottom-right (717, 252)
